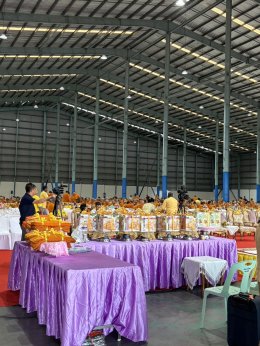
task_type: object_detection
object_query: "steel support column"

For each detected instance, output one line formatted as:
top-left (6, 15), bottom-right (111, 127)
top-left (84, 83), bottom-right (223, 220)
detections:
top-left (13, 114), bottom-right (19, 196)
top-left (183, 127), bottom-right (187, 186)
top-left (55, 102), bottom-right (60, 187)
top-left (71, 92), bottom-right (78, 193)
top-left (156, 134), bottom-right (161, 196)
top-left (136, 138), bottom-right (140, 196)
top-left (257, 110), bottom-right (260, 202)
top-left (122, 60), bottom-right (129, 198)
top-left (237, 155), bottom-right (241, 199)
top-left (214, 118), bottom-right (219, 201)
top-left (115, 130), bottom-right (118, 197)
top-left (223, 0), bottom-right (232, 202)
top-left (92, 77), bottom-right (99, 199)
top-left (162, 30), bottom-right (170, 198)
top-left (41, 110), bottom-right (47, 183)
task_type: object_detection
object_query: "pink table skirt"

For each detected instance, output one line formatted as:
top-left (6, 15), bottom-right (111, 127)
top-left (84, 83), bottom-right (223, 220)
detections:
top-left (85, 237), bottom-right (237, 291)
top-left (8, 242), bottom-right (147, 346)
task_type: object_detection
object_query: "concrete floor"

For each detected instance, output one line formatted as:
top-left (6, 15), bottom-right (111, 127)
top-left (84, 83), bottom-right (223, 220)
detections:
top-left (0, 289), bottom-right (228, 346)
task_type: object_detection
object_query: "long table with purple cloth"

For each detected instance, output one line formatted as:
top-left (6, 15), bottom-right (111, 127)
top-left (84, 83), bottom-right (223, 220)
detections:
top-left (86, 237), bottom-right (237, 291)
top-left (8, 242), bottom-right (148, 346)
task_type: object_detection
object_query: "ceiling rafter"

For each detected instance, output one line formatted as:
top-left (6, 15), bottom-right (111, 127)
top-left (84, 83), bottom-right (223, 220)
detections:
top-left (0, 46), bottom-right (257, 109)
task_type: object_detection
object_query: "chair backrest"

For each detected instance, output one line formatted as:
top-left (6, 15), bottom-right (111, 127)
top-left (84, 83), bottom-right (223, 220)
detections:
top-left (221, 260), bottom-right (257, 295)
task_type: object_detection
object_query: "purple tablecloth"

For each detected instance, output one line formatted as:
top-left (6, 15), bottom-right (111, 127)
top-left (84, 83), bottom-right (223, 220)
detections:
top-left (8, 242), bottom-right (148, 346)
top-left (85, 238), bottom-right (237, 291)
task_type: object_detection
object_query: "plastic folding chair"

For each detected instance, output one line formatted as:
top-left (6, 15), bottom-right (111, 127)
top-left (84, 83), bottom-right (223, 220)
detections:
top-left (200, 260), bottom-right (256, 328)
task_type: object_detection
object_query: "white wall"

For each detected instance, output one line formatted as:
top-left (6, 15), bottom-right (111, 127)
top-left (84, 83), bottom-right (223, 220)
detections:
top-left (0, 181), bottom-right (214, 200)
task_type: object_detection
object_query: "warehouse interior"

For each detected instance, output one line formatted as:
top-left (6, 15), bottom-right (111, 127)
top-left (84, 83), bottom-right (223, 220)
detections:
top-left (0, 0), bottom-right (259, 201)
top-left (0, 0), bottom-right (260, 346)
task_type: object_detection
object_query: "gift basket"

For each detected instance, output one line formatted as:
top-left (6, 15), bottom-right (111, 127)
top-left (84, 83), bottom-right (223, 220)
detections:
top-left (138, 215), bottom-right (157, 240)
top-left (118, 214), bottom-right (140, 240)
top-left (156, 214), bottom-right (181, 239)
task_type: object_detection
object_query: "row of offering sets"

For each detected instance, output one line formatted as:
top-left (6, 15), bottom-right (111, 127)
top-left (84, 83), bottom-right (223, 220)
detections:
top-left (77, 212), bottom-right (222, 233)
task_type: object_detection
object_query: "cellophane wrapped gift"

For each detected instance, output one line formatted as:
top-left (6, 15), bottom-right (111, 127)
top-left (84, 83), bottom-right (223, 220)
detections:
top-left (94, 214), bottom-right (119, 239)
top-left (209, 212), bottom-right (222, 227)
top-left (119, 215), bottom-right (140, 239)
top-left (183, 215), bottom-right (199, 238)
top-left (156, 215), bottom-right (180, 238)
top-left (78, 214), bottom-right (95, 239)
top-left (139, 216), bottom-right (157, 240)
top-left (196, 212), bottom-right (210, 228)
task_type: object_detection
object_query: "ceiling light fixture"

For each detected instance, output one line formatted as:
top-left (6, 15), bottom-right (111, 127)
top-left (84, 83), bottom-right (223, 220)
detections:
top-left (16, 118), bottom-right (19, 122)
top-left (100, 55), bottom-right (108, 60)
top-left (48, 131), bottom-right (51, 134)
top-left (127, 95), bottom-right (132, 99)
top-left (60, 86), bottom-right (65, 90)
top-left (129, 63), bottom-right (257, 116)
top-left (182, 70), bottom-right (188, 75)
top-left (176, 0), bottom-right (185, 6)
top-left (0, 33), bottom-right (7, 40)
top-left (199, 105), bottom-right (204, 109)
top-left (198, 125), bottom-right (202, 129)
top-left (0, 26), bottom-right (133, 35)
top-left (34, 104), bottom-right (38, 109)
top-left (163, 40), bottom-right (258, 84)
top-left (0, 55), bottom-right (101, 60)
top-left (99, 137), bottom-right (102, 141)
top-left (2, 128), bottom-right (6, 131)
top-left (66, 123), bottom-right (70, 126)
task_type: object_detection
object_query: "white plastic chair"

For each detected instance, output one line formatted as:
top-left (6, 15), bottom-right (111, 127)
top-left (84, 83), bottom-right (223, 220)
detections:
top-left (9, 216), bottom-right (22, 248)
top-left (200, 260), bottom-right (256, 328)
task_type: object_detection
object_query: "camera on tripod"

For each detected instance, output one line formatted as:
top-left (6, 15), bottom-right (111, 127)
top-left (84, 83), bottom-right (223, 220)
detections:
top-left (52, 184), bottom-right (67, 196)
top-left (177, 185), bottom-right (189, 203)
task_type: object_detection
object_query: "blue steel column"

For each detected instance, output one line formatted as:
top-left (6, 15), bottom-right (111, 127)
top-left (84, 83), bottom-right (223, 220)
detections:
top-left (55, 102), bottom-right (60, 187)
top-left (13, 112), bottom-right (19, 196)
top-left (162, 31), bottom-right (170, 198)
top-left (156, 134), bottom-right (161, 196)
top-left (214, 118), bottom-right (219, 201)
top-left (41, 110), bottom-right (47, 183)
top-left (136, 137), bottom-right (140, 195)
top-left (71, 92), bottom-right (78, 193)
top-left (183, 127), bottom-right (187, 186)
top-left (237, 155), bottom-right (241, 199)
top-left (122, 60), bottom-right (129, 198)
top-left (257, 110), bottom-right (260, 202)
top-left (92, 77), bottom-right (99, 198)
top-left (223, 0), bottom-right (232, 202)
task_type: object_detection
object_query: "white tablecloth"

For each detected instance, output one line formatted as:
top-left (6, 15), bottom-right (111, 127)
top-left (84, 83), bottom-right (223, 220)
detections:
top-left (181, 256), bottom-right (228, 289)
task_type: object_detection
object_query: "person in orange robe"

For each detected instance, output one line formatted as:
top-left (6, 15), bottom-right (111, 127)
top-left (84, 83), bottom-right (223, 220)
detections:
top-left (62, 191), bottom-right (71, 203)
top-left (71, 192), bottom-right (80, 203)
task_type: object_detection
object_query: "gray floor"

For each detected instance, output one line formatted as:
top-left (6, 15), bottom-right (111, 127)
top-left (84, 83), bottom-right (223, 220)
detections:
top-left (0, 289), bottom-right (228, 346)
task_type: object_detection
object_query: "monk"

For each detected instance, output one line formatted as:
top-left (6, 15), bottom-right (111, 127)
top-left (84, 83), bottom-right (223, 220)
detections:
top-left (62, 191), bottom-right (71, 203)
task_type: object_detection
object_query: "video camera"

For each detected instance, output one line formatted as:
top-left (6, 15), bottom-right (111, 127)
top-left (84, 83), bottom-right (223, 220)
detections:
top-left (52, 184), bottom-right (67, 196)
top-left (177, 185), bottom-right (189, 203)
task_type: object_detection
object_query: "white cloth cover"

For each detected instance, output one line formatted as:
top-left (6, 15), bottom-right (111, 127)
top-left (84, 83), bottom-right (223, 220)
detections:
top-left (0, 234), bottom-right (11, 249)
top-left (226, 225), bottom-right (239, 235)
top-left (181, 256), bottom-right (227, 290)
top-left (63, 208), bottom-right (73, 222)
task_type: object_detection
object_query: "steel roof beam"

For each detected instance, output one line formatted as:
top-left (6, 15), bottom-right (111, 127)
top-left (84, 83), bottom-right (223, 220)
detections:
top-left (0, 46), bottom-right (257, 108)
top-left (0, 12), bottom-right (259, 70)
top-left (0, 91), bottom-right (215, 147)
top-left (0, 92), bottom-right (253, 150)
top-left (0, 69), bottom-right (256, 135)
